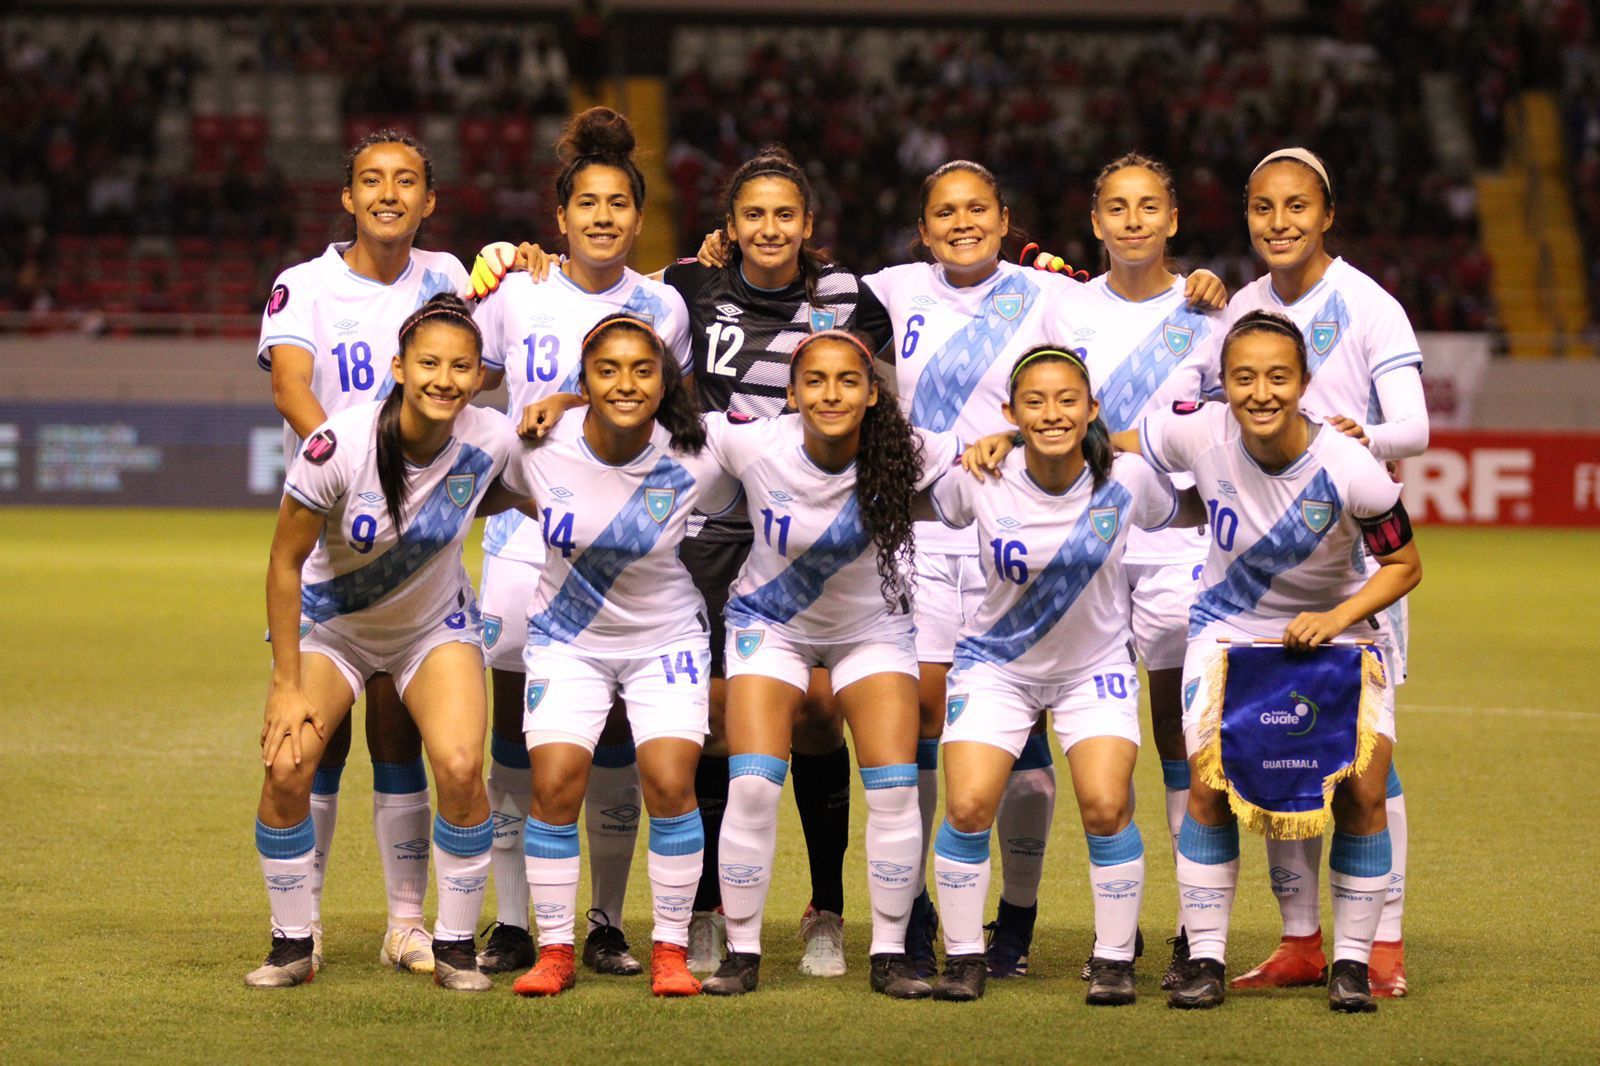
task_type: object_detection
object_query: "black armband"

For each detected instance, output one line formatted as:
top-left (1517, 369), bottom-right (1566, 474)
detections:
top-left (1359, 501), bottom-right (1413, 556)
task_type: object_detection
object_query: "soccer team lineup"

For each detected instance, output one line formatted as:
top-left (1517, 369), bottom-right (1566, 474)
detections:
top-left (249, 101), bottom-right (1425, 1013)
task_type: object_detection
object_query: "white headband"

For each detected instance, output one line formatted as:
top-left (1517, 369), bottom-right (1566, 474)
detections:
top-left (1251, 147), bottom-right (1333, 200)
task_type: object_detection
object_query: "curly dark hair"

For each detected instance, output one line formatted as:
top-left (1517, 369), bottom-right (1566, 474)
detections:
top-left (580, 313), bottom-right (705, 454)
top-left (790, 330), bottom-right (921, 609)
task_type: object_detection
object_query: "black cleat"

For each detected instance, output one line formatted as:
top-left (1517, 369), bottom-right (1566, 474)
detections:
top-left (476, 921), bottom-right (535, 974)
top-left (244, 933), bottom-right (315, 988)
top-left (870, 953), bottom-right (932, 999)
top-left (432, 937), bottom-right (491, 992)
top-left (1082, 925), bottom-right (1144, 980)
top-left (932, 953), bottom-right (989, 1002)
top-left (582, 909), bottom-right (643, 975)
top-left (1085, 957), bottom-right (1137, 1006)
top-left (1168, 957), bottom-right (1226, 1010)
top-left (1161, 929), bottom-right (1193, 991)
top-left (985, 899), bottom-right (1036, 978)
top-left (701, 951), bottom-right (761, 996)
top-left (1328, 959), bottom-right (1379, 1013)
top-left (906, 888), bottom-right (939, 980)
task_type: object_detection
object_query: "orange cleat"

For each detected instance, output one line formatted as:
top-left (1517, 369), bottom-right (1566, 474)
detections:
top-left (1368, 939), bottom-right (1408, 998)
top-left (1231, 930), bottom-right (1329, 989)
top-left (651, 941), bottom-right (703, 997)
top-left (513, 944), bottom-right (576, 997)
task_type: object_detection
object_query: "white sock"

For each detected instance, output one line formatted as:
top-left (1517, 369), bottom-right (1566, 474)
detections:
top-left (1160, 760), bottom-right (1190, 935)
top-left (1377, 774), bottom-right (1407, 942)
top-left (997, 765), bottom-right (1054, 908)
top-left (524, 817), bottom-right (581, 947)
top-left (915, 739), bottom-right (939, 893)
top-left (1087, 824), bottom-right (1144, 962)
top-left (861, 766), bottom-right (922, 956)
top-left (586, 747), bottom-right (642, 932)
top-left (1265, 834), bottom-right (1323, 938)
top-left (1329, 829), bottom-right (1392, 965)
top-left (432, 814), bottom-right (491, 942)
top-left (1175, 815), bottom-right (1240, 964)
top-left (308, 766), bottom-right (341, 924)
top-left (487, 755), bottom-right (532, 929)
top-left (719, 756), bottom-right (786, 955)
top-left (647, 811), bottom-right (704, 948)
top-left (932, 820), bottom-right (991, 956)
top-left (257, 817), bottom-right (316, 939)
top-left (373, 758), bottom-right (431, 924)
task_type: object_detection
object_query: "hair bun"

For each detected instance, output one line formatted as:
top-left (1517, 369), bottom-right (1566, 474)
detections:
top-left (748, 143), bottom-right (798, 168)
top-left (559, 106), bottom-right (636, 163)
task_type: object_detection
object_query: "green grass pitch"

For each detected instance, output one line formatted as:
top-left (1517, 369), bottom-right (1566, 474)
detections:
top-left (1, 509), bottom-right (1595, 1063)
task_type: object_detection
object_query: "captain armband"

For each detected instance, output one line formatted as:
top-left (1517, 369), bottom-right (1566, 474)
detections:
top-left (1359, 501), bottom-right (1413, 556)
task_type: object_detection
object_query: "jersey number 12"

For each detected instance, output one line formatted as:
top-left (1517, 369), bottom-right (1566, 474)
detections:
top-left (705, 323), bottom-right (745, 377)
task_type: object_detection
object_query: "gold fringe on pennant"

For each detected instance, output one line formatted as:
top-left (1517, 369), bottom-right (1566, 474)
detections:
top-left (1193, 646), bottom-right (1385, 840)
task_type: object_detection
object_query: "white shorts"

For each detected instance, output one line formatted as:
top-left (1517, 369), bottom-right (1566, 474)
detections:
top-left (300, 592), bottom-right (483, 702)
top-left (1126, 559), bottom-right (1202, 672)
top-left (910, 551), bottom-right (986, 663)
top-left (724, 621), bottom-right (919, 695)
top-left (1179, 640), bottom-right (1397, 757)
top-left (480, 552), bottom-right (540, 672)
top-left (523, 638), bottom-right (711, 752)
top-left (942, 659), bottom-right (1142, 757)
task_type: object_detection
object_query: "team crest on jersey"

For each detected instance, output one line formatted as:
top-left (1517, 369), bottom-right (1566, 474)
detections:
top-left (1301, 499), bottom-right (1334, 534)
top-left (1183, 677), bottom-right (1200, 710)
top-left (303, 429), bottom-right (336, 464)
top-left (734, 630), bottom-right (764, 660)
top-left (945, 694), bottom-right (969, 726)
top-left (645, 487), bottom-right (676, 523)
top-left (808, 307), bottom-right (837, 332)
top-left (482, 614), bottom-right (503, 648)
top-left (446, 473), bottom-right (476, 509)
top-left (1163, 324), bottom-right (1194, 357)
top-left (1310, 321), bottom-right (1339, 357)
top-left (267, 284), bottom-right (289, 316)
top-left (526, 679), bottom-right (549, 713)
top-left (298, 621), bottom-right (314, 638)
top-left (992, 293), bottom-right (1023, 321)
top-left (1090, 506), bottom-right (1120, 543)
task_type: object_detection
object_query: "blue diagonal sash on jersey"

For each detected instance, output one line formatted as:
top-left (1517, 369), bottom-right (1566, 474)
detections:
top-left (483, 509), bottom-right (526, 556)
top-left (953, 481), bottom-right (1132, 671)
top-left (1188, 470), bottom-right (1342, 637)
top-left (909, 274), bottom-right (1039, 432)
top-left (1097, 306), bottom-right (1214, 432)
top-left (1301, 291), bottom-right (1350, 375)
top-left (527, 456), bottom-right (694, 645)
top-left (725, 496), bottom-right (870, 627)
top-left (302, 444), bottom-right (495, 620)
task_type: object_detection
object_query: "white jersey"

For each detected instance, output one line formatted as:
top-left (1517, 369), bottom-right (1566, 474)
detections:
top-left (708, 414), bottom-right (958, 644)
top-left (498, 408), bottom-right (741, 658)
top-left (1225, 257), bottom-right (1423, 429)
top-left (931, 452), bottom-right (1177, 684)
top-left (257, 243), bottom-right (469, 463)
top-left (473, 267), bottom-right (692, 564)
top-left (1138, 402), bottom-right (1402, 643)
top-left (863, 260), bottom-right (1085, 554)
top-left (1076, 273), bottom-right (1222, 565)
top-left (284, 403), bottom-right (517, 645)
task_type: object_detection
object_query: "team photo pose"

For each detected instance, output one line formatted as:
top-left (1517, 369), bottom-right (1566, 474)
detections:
top-left (494, 314), bottom-right (740, 999)
top-left (1120, 310), bottom-right (1421, 1013)
top-left (256, 131), bottom-right (469, 976)
top-left (471, 106), bottom-right (692, 979)
top-left (249, 294), bottom-right (515, 993)
top-left (696, 329), bottom-right (956, 1000)
top-left (924, 346), bottom-right (1198, 1004)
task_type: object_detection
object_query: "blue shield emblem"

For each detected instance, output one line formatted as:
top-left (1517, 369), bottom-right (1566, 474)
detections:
top-left (1302, 500), bottom-right (1334, 534)
top-left (1310, 321), bottom-right (1339, 357)
top-left (298, 621), bottom-right (313, 638)
top-left (526, 679), bottom-right (549, 713)
top-left (482, 614), bottom-right (502, 648)
top-left (1163, 324), bottom-right (1194, 357)
top-left (645, 488), bottom-right (675, 524)
top-left (993, 294), bottom-right (1023, 321)
top-left (1183, 677), bottom-right (1200, 710)
top-left (1090, 506), bottom-right (1120, 544)
top-left (734, 630), bottom-right (764, 660)
top-left (808, 307), bottom-right (837, 332)
top-left (946, 694), bottom-right (968, 725)
top-left (446, 473), bottom-right (476, 509)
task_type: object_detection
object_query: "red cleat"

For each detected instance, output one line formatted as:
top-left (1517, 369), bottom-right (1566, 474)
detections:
top-left (651, 941), bottom-right (703, 997)
top-left (1368, 939), bottom-right (1408, 998)
top-left (513, 944), bottom-right (576, 997)
top-left (1231, 930), bottom-right (1329, 989)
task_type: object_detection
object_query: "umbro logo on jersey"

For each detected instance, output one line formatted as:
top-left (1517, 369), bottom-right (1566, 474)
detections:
top-left (769, 490), bottom-right (794, 503)
top-left (526, 679), bottom-right (549, 713)
top-left (1302, 499), bottom-right (1334, 534)
top-left (482, 614), bottom-right (502, 648)
top-left (357, 490), bottom-right (384, 505)
top-left (1216, 480), bottom-right (1238, 498)
top-left (1074, 326), bottom-right (1096, 339)
top-left (645, 487), bottom-right (676, 523)
top-left (715, 303), bottom-right (744, 320)
top-left (912, 294), bottom-right (938, 309)
top-left (945, 694), bottom-right (968, 725)
top-left (446, 473), bottom-right (476, 508)
top-left (1090, 506), bottom-right (1120, 543)
top-left (1310, 321), bottom-right (1340, 356)
top-left (531, 313), bottom-right (555, 327)
top-left (333, 318), bottom-right (359, 333)
top-left (997, 516), bottom-right (1021, 530)
top-left (550, 486), bottom-right (574, 499)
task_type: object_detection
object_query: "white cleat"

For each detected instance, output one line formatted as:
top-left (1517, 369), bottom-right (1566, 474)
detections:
top-left (798, 905), bottom-right (847, 977)
top-left (687, 909), bottom-right (726, 975)
top-left (379, 923), bottom-right (435, 974)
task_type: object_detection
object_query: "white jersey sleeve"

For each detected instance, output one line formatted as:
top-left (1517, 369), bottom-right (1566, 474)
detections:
top-left (1117, 452), bottom-right (1181, 533)
top-left (1139, 400), bottom-right (1223, 478)
top-left (929, 464), bottom-right (980, 530)
top-left (1363, 365), bottom-right (1429, 462)
top-left (258, 261), bottom-right (320, 368)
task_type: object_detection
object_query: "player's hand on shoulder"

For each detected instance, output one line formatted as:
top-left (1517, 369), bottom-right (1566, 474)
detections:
top-left (469, 241), bottom-right (518, 300)
top-left (962, 431), bottom-right (1016, 481)
top-left (1183, 270), bottom-right (1229, 311)
top-left (1325, 414), bottom-right (1369, 447)
top-left (519, 394), bottom-right (581, 440)
top-left (697, 231), bottom-right (731, 269)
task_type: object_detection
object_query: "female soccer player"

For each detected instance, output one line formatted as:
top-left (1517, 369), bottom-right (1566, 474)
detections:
top-left (496, 314), bottom-right (740, 999)
top-left (924, 346), bottom-right (1200, 1005)
top-left (1122, 310), bottom-right (1421, 1013)
top-left (472, 106), bottom-right (691, 980)
top-left (1224, 149), bottom-right (1428, 997)
top-left (247, 293), bottom-right (516, 992)
top-left (696, 330), bottom-right (956, 1000)
top-left (256, 131), bottom-right (468, 976)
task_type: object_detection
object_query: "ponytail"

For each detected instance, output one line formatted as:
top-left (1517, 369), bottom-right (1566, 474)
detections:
top-left (1082, 418), bottom-right (1114, 488)
top-left (374, 386), bottom-right (407, 533)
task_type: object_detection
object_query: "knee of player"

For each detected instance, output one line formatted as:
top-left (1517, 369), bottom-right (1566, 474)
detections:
top-left (943, 790), bottom-right (998, 835)
top-left (429, 746), bottom-right (485, 802)
top-left (529, 775), bottom-right (584, 823)
top-left (1185, 777), bottom-right (1230, 822)
top-left (1077, 794), bottom-right (1132, 838)
top-left (262, 754), bottom-right (315, 800)
top-left (1331, 776), bottom-right (1387, 831)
